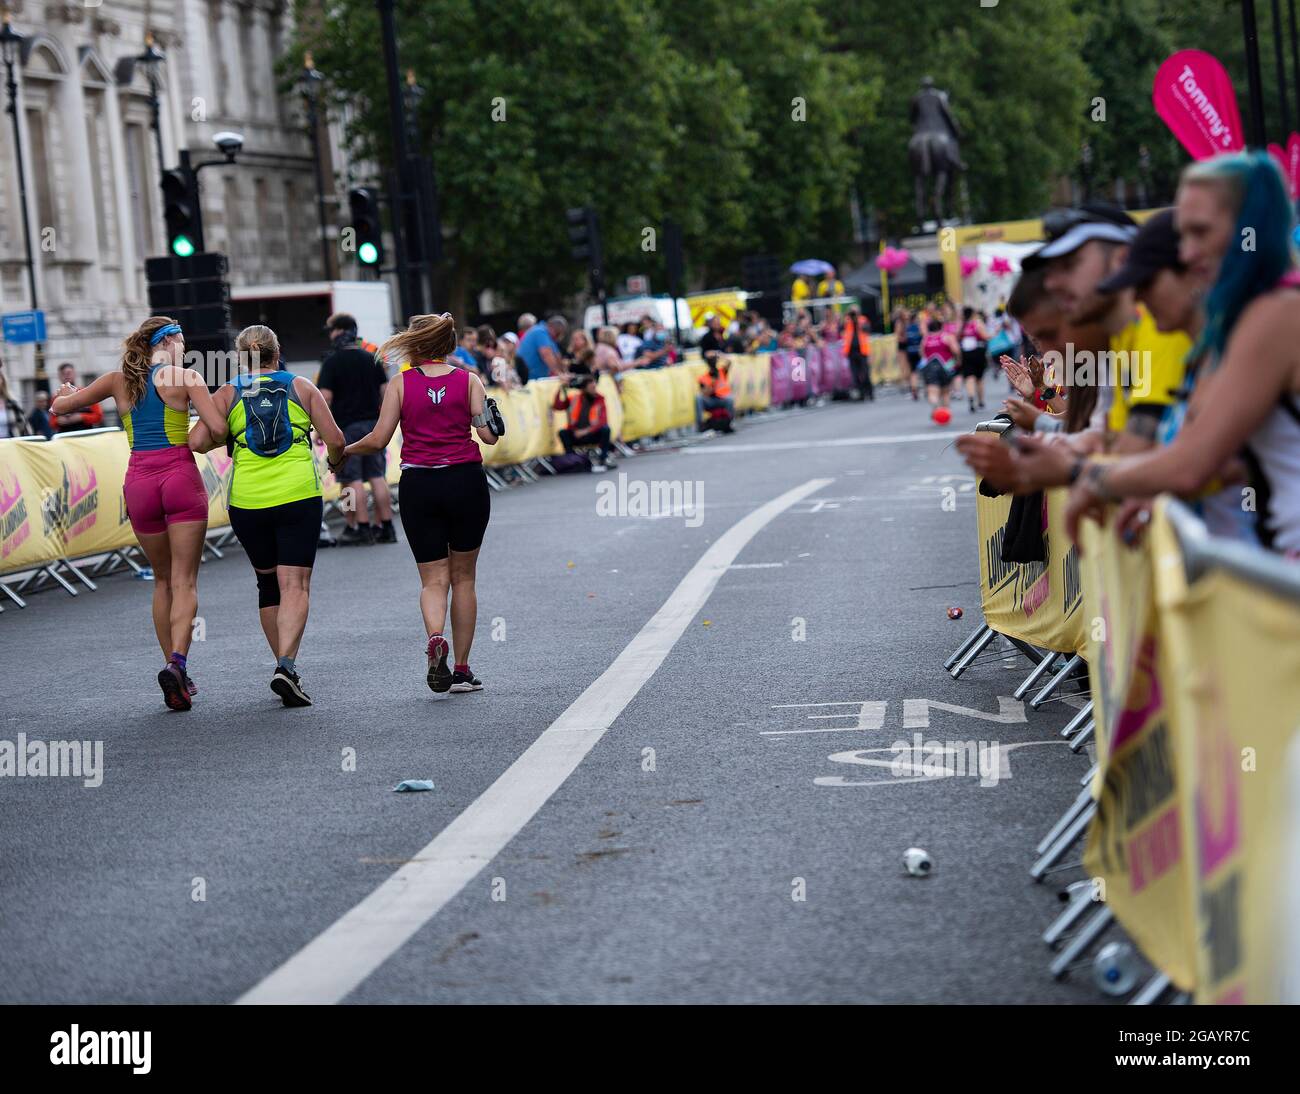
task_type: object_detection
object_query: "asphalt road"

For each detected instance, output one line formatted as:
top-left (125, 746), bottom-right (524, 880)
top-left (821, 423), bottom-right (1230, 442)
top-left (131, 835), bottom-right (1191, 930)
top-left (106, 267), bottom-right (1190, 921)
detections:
top-left (0, 390), bottom-right (1103, 1003)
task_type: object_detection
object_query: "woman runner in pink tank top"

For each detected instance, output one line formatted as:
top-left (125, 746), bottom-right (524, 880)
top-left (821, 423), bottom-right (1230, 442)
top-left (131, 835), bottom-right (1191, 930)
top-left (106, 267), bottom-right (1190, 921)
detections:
top-left (342, 313), bottom-right (503, 694)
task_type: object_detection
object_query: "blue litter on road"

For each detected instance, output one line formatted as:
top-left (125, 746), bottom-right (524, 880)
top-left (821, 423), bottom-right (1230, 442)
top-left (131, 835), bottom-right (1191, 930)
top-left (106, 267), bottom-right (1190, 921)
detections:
top-left (392, 779), bottom-right (435, 793)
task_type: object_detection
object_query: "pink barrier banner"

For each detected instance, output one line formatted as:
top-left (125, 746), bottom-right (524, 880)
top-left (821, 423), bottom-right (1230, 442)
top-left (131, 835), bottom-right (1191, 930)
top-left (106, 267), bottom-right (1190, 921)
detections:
top-left (789, 352), bottom-right (809, 401)
top-left (1152, 50), bottom-right (1245, 160)
top-left (805, 345), bottom-right (825, 396)
top-left (823, 343), bottom-right (852, 392)
top-left (769, 352), bottom-right (794, 405)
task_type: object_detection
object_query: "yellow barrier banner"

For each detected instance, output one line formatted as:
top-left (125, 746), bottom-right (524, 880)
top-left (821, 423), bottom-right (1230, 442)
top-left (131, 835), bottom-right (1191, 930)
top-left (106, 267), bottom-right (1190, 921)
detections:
top-left (668, 363), bottom-right (702, 431)
top-left (618, 370), bottom-right (661, 441)
top-left (870, 335), bottom-right (903, 385)
top-left (1079, 506), bottom-right (1197, 992)
top-left (974, 485), bottom-right (1085, 654)
top-left (1, 440), bottom-right (53, 572)
top-left (1149, 507), bottom-right (1300, 1003)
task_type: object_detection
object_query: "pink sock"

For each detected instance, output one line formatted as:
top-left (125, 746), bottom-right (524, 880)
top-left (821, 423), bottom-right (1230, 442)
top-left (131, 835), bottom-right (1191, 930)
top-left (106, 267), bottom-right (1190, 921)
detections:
top-left (454, 663), bottom-right (469, 674)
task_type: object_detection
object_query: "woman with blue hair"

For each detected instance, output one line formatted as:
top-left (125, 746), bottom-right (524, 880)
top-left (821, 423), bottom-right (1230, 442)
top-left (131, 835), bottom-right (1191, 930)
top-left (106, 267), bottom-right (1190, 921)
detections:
top-left (51, 316), bottom-right (230, 708)
top-left (1065, 151), bottom-right (1300, 557)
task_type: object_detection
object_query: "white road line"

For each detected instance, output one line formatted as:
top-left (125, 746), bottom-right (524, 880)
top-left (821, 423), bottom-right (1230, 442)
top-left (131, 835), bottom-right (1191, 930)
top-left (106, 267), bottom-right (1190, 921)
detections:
top-left (682, 432), bottom-right (952, 455)
top-left (236, 475), bottom-right (835, 1005)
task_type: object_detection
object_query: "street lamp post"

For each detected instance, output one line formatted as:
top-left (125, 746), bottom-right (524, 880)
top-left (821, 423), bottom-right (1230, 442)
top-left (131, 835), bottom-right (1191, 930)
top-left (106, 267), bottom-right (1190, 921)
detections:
top-left (1, 10), bottom-right (45, 390)
top-left (299, 53), bottom-right (333, 281)
top-left (136, 34), bottom-right (167, 184)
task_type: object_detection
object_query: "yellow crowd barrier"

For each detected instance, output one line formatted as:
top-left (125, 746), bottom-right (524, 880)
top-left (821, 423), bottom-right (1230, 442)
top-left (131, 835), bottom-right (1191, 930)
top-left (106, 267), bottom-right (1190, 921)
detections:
top-left (869, 334), bottom-right (903, 385)
top-left (1081, 500), bottom-right (1300, 1003)
top-left (974, 484), bottom-right (1085, 655)
top-left (2, 357), bottom-right (781, 579)
top-left (0, 432), bottom-right (236, 576)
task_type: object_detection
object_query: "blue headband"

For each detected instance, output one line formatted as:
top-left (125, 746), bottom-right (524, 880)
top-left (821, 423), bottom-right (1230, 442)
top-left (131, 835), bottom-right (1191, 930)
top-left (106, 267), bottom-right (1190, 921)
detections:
top-left (150, 323), bottom-right (182, 346)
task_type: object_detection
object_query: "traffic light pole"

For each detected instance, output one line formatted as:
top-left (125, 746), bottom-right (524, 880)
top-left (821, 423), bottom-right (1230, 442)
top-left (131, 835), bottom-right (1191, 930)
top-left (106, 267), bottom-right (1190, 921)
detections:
top-left (376, 0), bottom-right (425, 320)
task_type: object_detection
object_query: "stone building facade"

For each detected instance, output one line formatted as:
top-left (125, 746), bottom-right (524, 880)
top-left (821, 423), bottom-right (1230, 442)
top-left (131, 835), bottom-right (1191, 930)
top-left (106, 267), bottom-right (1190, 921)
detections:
top-left (0, 0), bottom-right (360, 397)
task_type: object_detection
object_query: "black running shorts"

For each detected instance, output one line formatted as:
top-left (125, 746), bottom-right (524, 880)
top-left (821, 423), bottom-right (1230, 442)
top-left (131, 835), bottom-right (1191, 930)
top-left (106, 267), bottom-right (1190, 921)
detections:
top-left (229, 496), bottom-right (323, 570)
top-left (398, 462), bottom-right (491, 563)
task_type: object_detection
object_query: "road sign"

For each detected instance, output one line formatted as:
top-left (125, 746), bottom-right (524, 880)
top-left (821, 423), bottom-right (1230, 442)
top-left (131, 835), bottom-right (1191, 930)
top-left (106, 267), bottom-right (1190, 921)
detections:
top-left (2, 310), bottom-right (46, 344)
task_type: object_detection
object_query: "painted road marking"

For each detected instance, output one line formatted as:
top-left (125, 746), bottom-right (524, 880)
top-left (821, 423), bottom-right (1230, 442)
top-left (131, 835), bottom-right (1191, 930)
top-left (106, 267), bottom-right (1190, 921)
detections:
top-left (683, 432), bottom-right (951, 455)
top-left (236, 476), bottom-right (835, 1005)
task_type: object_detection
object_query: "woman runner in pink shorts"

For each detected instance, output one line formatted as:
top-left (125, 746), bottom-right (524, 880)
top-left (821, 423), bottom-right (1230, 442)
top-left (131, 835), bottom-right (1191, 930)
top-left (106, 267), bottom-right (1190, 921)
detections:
top-left (51, 316), bottom-right (228, 711)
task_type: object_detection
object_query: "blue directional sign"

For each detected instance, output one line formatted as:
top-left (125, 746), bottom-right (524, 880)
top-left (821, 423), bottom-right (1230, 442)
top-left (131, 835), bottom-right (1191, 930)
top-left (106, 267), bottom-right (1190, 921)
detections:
top-left (2, 310), bottom-right (46, 344)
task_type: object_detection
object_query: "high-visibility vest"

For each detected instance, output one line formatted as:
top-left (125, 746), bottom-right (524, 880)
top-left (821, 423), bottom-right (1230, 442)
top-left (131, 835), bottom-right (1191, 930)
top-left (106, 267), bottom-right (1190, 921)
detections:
top-left (699, 365), bottom-right (731, 398)
top-left (842, 319), bottom-right (871, 357)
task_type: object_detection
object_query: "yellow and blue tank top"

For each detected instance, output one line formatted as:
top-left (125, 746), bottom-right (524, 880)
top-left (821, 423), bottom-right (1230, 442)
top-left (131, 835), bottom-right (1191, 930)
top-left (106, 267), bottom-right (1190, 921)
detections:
top-left (122, 363), bottom-right (191, 450)
top-left (226, 370), bottom-right (320, 510)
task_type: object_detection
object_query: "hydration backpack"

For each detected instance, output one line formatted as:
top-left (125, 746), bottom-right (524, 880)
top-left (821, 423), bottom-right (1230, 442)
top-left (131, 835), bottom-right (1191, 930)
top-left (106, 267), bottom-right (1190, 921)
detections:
top-left (231, 372), bottom-right (308, 457)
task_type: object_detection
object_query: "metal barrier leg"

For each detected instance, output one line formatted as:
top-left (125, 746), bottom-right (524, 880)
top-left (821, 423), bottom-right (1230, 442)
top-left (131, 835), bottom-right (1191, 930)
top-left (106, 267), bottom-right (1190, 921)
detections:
top-left (949, 625), bottom-right (998, 679)
top-left (1031, 800), bottom-right (1097, 881)
top-left (614, 440), bottom-right (637, 459)
top-left (1030, 653), bottom-right (1085, 709)
top-left (1013, 652), bottom-right (1061, 701)
top-left (57, 557), bottom-right (98, 592)
top-left (1080, 762), bottom-right (1099, 786)
top-left (1129, 972), bottom-right (1172, 1005)
top-left (944, 622), bottom-right (990, 671)
top-left (1069, 720), bottom-right (1096, 753)
top-left (1043, 881), bottom-right (1100, 948)
top-left (1036, 786), bottom-right (1094, 856)
top-left (536, 456), bottom-right (556, 475)
top-left (1059, 700), bottom-right (1094, 738)
top-left (1049, 906), bottom-right (1114, 979)
top-left (1, 579), bottom-right (28, 608)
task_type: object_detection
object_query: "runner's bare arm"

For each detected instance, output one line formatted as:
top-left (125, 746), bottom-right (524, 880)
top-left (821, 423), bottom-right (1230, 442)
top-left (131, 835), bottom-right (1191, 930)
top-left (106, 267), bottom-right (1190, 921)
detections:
top-left (468, 372), bottom-right (499, 445)
top-left (50, 371), bottom-right (120, 415)
top-left (188, 385), bottom-right (233, 452)
top-left (342, 376), bottom-right (401, 457)
top-left (296, 377), bottom-right (345, 465)
top-left (1093, 297), bottom-right (1296, 498)
top-left (185, 369), bottom-right (228, 440)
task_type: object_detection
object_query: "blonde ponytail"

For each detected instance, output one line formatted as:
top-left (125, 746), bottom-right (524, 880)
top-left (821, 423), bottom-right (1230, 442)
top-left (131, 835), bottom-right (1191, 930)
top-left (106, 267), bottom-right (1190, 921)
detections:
top-left (377, 312), bottom-right (457, 367)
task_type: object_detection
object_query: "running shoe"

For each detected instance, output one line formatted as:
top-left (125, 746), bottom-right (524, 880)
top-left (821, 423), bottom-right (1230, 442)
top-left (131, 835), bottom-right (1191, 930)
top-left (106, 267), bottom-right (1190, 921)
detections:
top-left (270, 666), bottom-right (312, 707)
top-left (375, 524), bottom-right (398, 544)
top-left (450, 668), bottom-right (484, 693)
top-left (591, 462), bottom-right (610, 473)
top-left (157, 663), bottom-right (192, 712)
top-left (426, 634), bottom-right (452, 693)
top-left (184, 670), bottom-right (198, 697)
top-left (339, 524), bottom-right (372, 546)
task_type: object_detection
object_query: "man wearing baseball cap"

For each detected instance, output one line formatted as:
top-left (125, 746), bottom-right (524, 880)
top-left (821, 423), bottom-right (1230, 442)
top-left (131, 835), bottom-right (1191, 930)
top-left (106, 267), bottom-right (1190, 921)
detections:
top-left (1036, 203), bottom-right (1190, 450)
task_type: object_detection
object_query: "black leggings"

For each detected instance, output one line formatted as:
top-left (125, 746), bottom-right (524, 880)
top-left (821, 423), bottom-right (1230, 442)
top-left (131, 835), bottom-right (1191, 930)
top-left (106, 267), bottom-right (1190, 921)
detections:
top-left (398, 463), bottom-right (491, 563)
top-left (228, 496), bottom-right (323, 570)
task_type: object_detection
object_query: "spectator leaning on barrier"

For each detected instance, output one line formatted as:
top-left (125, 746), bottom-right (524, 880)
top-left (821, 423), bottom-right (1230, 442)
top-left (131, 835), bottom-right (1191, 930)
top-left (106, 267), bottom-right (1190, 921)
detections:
top-left (1063, 151), bottom-right (1300, 557)
top-left (318, 313), bottom-right (396, 545)
top-left (699, 314), bottom-right (727, 363)
top-left (51, 363), bottom-right (104, 432)
top-left (0, 354), bottom-right (32, 439)
top-left (28, 389), bottom-right (53, 439)
top-left (616, 322), bottom-right (643, 363)
top-left (633, 321), bottom-right (670, 368)
top-left (518, 314), bottom-right (566, 379)
top-left (553, 372), bottom-right (613, 471)
top-left (594, 327), bottom-right (625, 377)
top-left (452, 327), bottom-right (479, 371)
top-left (1032, 203), bottom-right (1191, 450)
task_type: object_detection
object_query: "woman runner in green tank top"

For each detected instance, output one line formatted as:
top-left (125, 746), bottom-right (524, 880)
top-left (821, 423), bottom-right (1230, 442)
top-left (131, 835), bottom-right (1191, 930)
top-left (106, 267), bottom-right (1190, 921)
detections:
top-left (189, 325), bottom-right (345, 708)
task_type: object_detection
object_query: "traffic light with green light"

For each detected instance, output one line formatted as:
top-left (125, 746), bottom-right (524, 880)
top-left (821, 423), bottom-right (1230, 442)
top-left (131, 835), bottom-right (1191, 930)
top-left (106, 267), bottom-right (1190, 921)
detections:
top-left (161, 166), bottom-right (203, 258)
top-left (348, 187), bottom-right (383, 268)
